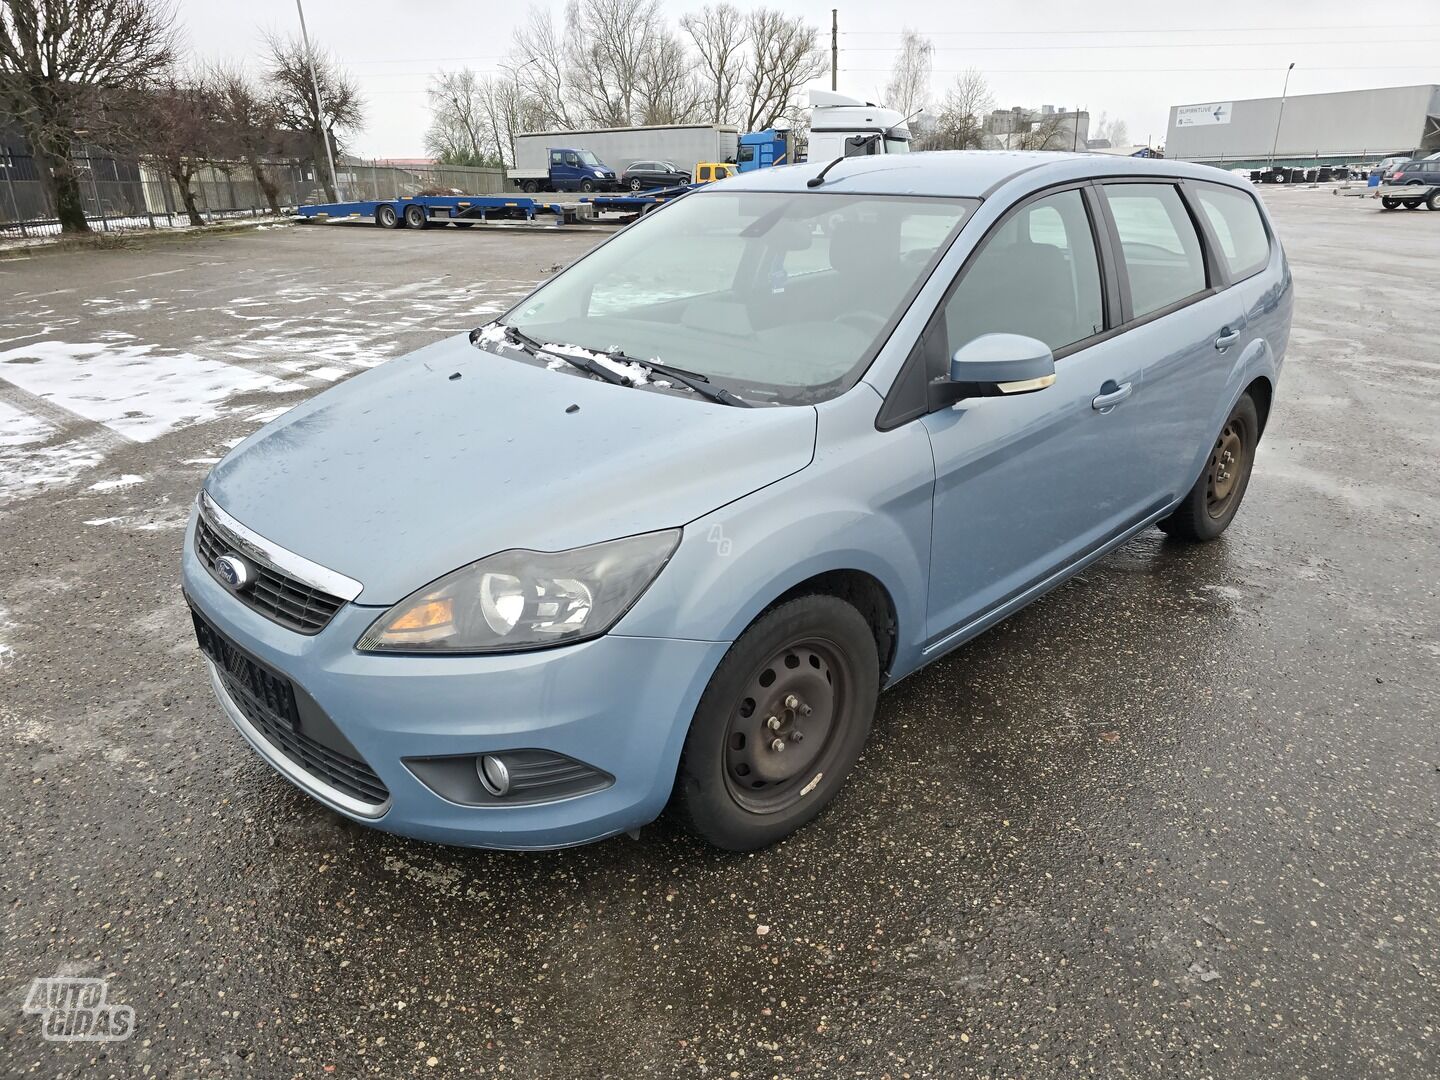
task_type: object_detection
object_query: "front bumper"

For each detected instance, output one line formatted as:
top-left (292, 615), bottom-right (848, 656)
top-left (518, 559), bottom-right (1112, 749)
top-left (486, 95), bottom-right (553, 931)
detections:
top-left (182, 516), bottom-right (728, 849)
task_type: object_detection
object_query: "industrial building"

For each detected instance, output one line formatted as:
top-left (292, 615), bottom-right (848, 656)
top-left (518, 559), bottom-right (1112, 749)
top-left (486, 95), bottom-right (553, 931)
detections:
top-left (1166, 84), bottom-right (1440, 168)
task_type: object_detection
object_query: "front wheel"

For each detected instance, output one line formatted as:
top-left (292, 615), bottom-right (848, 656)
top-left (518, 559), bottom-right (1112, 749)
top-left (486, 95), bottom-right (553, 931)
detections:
top-left (1427, 190), bottom-right (1440, 211)
top-left (375, 204), bottom-right (398, 229)
top-left (579, 179), bottom-right (595, 193)
top-left (674, 595), bottom-right (879, 851)
top-left (1158, 394), bottom-right (1260, 542)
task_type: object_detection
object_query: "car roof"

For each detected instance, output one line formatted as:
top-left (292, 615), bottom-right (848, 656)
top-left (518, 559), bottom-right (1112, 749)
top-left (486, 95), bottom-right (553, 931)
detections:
top-left (714, 150), bottom-right (1254, 200)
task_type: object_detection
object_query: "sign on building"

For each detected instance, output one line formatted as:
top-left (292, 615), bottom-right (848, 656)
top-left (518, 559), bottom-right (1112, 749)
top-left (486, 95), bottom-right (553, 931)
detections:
top-left (1175, 102), bottom-right (1233, 127)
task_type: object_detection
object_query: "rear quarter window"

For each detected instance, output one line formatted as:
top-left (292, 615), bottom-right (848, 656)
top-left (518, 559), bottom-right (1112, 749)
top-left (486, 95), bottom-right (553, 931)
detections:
top-left (1194, 184), bottom-right (1271, 281)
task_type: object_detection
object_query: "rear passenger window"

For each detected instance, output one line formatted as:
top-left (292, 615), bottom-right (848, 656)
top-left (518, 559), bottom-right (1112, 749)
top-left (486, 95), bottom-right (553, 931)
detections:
top-left (941, 188), bottom-right (1104, 358)
top-left (1194, 184), bottom-right (1270, 280)
top-left (1103, 183), bottom-right (1207, 318)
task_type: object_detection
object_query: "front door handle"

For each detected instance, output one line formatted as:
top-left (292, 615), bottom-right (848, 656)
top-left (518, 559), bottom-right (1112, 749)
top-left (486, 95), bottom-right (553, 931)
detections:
top-left (1092, 381), bottom-right (1133, 411)
top-left (1215, 327), bottom-right (1241, 350)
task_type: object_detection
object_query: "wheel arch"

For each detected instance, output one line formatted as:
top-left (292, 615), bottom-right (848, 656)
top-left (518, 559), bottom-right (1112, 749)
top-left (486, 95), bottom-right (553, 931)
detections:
top-left (763, 569), bottom-right (899, 684)
top-left (1245, 374), bottom-right (1274, 437)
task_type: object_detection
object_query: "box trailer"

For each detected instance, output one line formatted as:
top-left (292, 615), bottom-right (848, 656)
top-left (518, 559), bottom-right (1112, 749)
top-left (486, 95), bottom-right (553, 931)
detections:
top-left (510, 125), bottom-right (740, 191)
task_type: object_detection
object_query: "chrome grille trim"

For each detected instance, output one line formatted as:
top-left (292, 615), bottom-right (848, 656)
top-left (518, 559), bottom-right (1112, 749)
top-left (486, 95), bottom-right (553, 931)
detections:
top-left (199, 492), bottom-right (363, 602)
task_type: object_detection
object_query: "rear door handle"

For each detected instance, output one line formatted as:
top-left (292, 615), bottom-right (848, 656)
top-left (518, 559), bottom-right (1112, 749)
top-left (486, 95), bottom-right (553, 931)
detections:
top-left (1091, 381), bottom-right (1133, 411)
top-left (1215, 327), bottom-right (1241, 350)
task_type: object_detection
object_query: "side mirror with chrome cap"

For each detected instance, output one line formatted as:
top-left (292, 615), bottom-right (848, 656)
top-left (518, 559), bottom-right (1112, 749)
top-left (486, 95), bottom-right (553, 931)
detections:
top-left (949, 333), bottom-right (1056, 396)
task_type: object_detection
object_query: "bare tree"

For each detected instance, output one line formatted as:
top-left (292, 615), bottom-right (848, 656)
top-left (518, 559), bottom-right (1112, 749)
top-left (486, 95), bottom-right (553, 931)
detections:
top-left (921, 68), bottom-right (992, 151)
top-left (211, 64), bottom-right (284, 214)
top-left (0, 0), bottom-right (177, 233)
top-left (510, 6), bottom-right (573, 130)
top-left (682, 3), bottom-right (747, 125)
top-left (739, 8), bottom-right (825, 131)
top-left (884, 28), bottom-right (933, 119)
top-left (1011, 112), bottom-right (1069, 151)
top-left (1091, 111), bottom-right (1129, 147)
top-left (264, 31), bottom-right (362, 202)
top-left (635, 34), bottom-right (704, 125)
top-left (127, 67), bottom-right (216, 226)
top-left (425, 69), bottom-right (491, 165)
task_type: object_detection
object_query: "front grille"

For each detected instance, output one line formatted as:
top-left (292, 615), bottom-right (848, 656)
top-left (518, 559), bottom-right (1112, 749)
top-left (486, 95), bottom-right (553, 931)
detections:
top-left (216, 666), bottom-right (390, 807)
top-left (195, 511), bottom-right (344, 634)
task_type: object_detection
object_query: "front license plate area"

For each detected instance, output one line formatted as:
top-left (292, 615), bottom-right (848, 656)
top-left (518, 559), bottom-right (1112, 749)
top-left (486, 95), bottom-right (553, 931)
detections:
top-left (191, 607), bottom-right (301, 731)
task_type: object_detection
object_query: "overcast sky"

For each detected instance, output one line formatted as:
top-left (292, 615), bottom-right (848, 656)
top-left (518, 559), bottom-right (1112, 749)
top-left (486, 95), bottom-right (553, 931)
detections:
top-left (172, 0), bottom-right (1439, 158)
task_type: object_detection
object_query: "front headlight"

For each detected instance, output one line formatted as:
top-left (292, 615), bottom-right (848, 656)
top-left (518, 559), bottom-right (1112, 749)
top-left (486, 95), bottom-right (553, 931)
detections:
top-left (356, 530), bottom-right (680, 654)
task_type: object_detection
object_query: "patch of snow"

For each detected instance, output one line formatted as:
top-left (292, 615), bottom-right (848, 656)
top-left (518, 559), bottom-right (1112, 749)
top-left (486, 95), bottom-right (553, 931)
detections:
top-left (182, 456), bottom-right (221, 466)
top-left (247, 405), bottom-right (292, 424)
top-left (0, 339), bottom-right (284, 441)
top-left (0, 401), bottom-right (106, 502)
top-left (83, 517), bottom-right (125, 526)
top-left (0, 607), bottom-right (13, 661)
top-left (88, 473), bottom-right (145, 492)
top-left (538, 342), bottom-right (652, 385)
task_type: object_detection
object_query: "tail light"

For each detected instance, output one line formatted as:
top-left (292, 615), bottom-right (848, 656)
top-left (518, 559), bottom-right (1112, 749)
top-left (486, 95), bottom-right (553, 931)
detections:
top-left (1389, 171), bottom-right (1405, 180)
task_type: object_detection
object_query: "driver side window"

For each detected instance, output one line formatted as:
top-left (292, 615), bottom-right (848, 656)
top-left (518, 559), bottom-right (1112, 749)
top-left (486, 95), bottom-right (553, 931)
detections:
top-left (939, 188), bottom-right (1105, 373)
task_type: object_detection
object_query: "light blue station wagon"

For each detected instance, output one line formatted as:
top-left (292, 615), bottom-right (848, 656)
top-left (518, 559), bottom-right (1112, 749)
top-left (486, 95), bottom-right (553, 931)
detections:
top-left (183, 151), bottom-right (1292, 850)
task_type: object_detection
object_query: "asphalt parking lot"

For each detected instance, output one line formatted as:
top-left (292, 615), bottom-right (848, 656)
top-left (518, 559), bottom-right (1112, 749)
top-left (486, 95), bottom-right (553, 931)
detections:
top-left (1, 191), bottom-right (1437, 1078)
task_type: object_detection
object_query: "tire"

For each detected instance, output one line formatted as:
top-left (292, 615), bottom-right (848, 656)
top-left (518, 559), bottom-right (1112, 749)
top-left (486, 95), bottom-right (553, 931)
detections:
top-left (1427, 190), bottom-right (1440, 211)
top-left (521, 180), bottom-right (538, 194)
top-left (375, 204), bottom-right (399, 229)
top-left (579, 179), bottom-right (595, 193)
top-left (629, 177), bottom-right (644, 192)
top-left (452, 221), bottom-right (475, 228)
top-left (1158, 394), bottom-right (1260, 542)
top-left (1381, 196), bottom-right (1400, 210)
top-left (403, 204), bottom-right (428, 229)
top-left (1403, 200), bottom-right (1422, 210)
top-left (1273, 171), bottom-right (1287, 184)
top-left (674, 595), bottom-right (880, 851)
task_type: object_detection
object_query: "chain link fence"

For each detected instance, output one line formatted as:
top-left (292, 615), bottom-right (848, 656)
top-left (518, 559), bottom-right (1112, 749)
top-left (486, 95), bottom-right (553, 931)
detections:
top-left (0, 150), bottom-right (506, 239)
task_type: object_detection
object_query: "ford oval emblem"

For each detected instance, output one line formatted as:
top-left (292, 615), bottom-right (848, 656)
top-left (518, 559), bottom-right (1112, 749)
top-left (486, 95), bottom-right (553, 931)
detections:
top-left (214, 553), bottom-right (252, 592)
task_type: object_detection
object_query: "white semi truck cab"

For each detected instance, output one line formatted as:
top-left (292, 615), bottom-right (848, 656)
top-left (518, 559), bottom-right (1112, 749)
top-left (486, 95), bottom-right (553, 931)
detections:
top-left (807, 90), bottom-right (913, 162)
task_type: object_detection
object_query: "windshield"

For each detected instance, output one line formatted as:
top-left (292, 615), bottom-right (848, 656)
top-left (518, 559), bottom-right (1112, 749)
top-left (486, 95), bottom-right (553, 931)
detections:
top-left (885, 137), bottom-right (911, 154)
top-left (577, 151), bottom-right (601, 166)
top-left (506, 190), bottom-right (974, 405)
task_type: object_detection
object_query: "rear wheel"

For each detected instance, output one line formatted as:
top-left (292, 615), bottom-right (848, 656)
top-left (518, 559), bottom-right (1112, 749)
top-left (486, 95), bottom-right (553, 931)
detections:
top-left (674, 595), bottom-right (879, 851)
top-left (375, 204), bottom-right (399, 229)
top-left (629, 177), bottom-right (644, 192)
top-left (1403, 199), bottom-right (1423, 210)
top-left (1158, 395), bottom-right (1259, 542)
top-left (1381, 196), bottom-right (1400, 210)
top-left (403, 204), bottom-right (428, 229)
top-left (521, 180), bottom-right (538, 194)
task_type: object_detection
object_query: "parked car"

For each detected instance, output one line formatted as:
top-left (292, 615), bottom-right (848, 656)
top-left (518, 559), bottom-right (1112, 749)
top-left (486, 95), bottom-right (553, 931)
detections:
top-left (694, 161), bottom-right (737, 184)
top-left (1355, 155), bottom-right (1411, 182)
top-left (184, 152), bottom-right (1292, 852)
top-left (1385, 151), bottom-right (1440, 186)
top-left (620, 160), bottom-right (691, 191)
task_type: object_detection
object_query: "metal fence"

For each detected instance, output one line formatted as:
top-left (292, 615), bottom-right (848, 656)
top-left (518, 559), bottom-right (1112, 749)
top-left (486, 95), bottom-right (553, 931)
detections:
top-left (0, 150), bottom-right (506, 239)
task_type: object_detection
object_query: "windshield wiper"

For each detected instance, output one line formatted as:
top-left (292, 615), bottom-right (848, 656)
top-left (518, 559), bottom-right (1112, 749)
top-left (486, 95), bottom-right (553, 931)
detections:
top-left (605, 348), bottom-right (753, 408)
top-left (479, 324), bottom-right (632, 387)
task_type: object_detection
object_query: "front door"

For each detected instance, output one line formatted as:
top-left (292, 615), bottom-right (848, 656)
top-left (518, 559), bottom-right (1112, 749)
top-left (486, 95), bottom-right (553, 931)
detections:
top-left (921, 186), bottom-right (1156, 646)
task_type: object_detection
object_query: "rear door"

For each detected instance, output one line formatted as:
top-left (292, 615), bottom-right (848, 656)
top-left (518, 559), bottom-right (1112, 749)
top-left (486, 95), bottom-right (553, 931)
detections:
top-left (1092, 180), bottom-right (1244, 503)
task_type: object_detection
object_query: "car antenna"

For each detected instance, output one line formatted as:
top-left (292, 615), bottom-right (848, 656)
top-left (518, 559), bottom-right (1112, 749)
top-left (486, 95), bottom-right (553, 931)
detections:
top-left (805, 109), bottom-right (923, 189)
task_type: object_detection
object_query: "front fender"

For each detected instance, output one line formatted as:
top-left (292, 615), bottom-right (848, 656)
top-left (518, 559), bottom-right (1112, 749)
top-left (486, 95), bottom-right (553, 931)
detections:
top-left (615, 386), bottom-right (936, 680)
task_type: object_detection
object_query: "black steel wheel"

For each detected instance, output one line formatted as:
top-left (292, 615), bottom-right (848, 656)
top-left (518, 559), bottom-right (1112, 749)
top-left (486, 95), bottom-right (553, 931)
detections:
top-left (674, 595), bottom-right (879, 850)
top-left (521, 180), bottom-right (538, 194)
top-left (1158, 393), bottom-right (1260, 542)
top-left (1403, 199), bottom-right (1423, 210)
top-left (403, 204), bottom-right (428, 229)
top-left (579, 179), bottom-right (595, 193)
top-left (1381, 196), bottom-right (1400, 210)
top-left (375, 204), bottom-right (399, 229)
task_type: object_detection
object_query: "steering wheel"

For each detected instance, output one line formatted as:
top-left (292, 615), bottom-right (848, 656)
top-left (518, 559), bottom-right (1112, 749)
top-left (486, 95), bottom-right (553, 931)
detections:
top-left (837, 311), bottom-right (887, 335)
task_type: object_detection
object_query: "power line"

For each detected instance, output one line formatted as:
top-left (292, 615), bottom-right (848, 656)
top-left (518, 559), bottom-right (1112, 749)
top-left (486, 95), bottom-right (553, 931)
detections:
top-left (839, 23), bottom-right (1440, 35)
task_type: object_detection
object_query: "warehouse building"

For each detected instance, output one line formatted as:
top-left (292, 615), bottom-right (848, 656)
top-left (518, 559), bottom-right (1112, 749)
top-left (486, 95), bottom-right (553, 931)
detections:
top-left (1166, 84), bottom-right (1440, 169)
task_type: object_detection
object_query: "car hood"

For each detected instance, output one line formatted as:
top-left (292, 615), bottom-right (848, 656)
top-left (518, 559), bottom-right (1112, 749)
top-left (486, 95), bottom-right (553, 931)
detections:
top-left (205, 335), bottom-right (817, 606)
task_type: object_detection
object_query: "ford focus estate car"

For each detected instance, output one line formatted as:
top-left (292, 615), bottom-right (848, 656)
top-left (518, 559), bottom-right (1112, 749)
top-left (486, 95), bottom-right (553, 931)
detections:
top-left (183, 151), bottom-right (1292, 851)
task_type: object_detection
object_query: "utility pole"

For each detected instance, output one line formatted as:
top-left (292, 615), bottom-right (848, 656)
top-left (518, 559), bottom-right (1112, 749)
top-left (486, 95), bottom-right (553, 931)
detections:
top-left (831, 10), bottom-right (838, 91)
top-left (1269, 61), bottom-right (1295, 168)
top-left (296, 0), bottom-right (341, 201)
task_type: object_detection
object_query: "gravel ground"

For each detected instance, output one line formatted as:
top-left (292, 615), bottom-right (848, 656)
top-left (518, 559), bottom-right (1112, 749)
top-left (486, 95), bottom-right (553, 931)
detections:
top-left (0, 193), bottom-right (1436, 1078)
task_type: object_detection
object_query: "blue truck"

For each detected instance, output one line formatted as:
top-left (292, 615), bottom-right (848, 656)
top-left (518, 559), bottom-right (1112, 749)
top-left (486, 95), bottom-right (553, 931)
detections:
top-left (509, 146), bottom-right (621, 193)
top-left (736, 129), bottom-right (792, 171)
